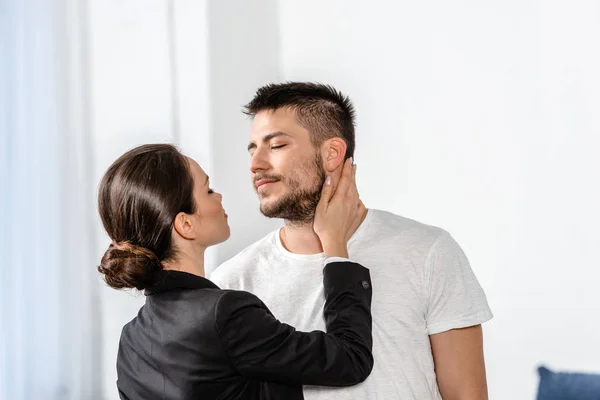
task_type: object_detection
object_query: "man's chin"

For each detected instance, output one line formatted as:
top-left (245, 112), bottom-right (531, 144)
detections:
top-left (258, 190), bottom-right (321, 221)
top-left (259, 204), bottom-right (282, 219)
top-left (259, 204), bottom-right (316, 223)
top-left (259, 199), bottom-right (289, 219)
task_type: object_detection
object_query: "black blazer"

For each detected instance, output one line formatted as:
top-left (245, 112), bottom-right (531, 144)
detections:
top-left (116, 261), bottom-right (373, 400)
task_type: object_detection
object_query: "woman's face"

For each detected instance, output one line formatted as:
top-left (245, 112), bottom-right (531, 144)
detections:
top-left (186, 157), bottom-right (230, 247)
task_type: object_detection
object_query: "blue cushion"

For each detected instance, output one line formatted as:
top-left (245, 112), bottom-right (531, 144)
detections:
top-left (537, 365), bottom-right (600, 400)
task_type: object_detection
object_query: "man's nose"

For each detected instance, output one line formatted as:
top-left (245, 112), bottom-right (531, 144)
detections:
top-left (250, 149), bottom-right (269, 173)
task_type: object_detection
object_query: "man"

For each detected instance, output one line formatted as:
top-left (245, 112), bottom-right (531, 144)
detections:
top-left (210, 82), bottom-right (493, 399)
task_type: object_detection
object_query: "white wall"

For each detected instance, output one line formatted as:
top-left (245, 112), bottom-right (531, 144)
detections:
top-left (278, 0), bottom-right (600, 398)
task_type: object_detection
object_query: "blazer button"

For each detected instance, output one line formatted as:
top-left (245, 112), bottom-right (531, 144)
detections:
top-left (361, 280), bottom-right (370, 289)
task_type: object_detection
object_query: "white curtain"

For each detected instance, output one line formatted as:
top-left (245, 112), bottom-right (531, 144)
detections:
top-left (0, 0), bottom-right (102, 399)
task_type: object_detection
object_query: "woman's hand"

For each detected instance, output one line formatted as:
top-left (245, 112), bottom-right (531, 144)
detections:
top-left (313, 158), bottom-right (362, 258)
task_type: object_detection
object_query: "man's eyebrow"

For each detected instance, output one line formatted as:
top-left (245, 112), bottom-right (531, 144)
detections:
top-left (247, 131), bottom-right (291, 151)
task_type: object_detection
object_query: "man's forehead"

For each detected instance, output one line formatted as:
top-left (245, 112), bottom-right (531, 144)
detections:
top-left (252, 108), bottom-right (293, 128)
top-left (249, 108), bottom-right (306, 141)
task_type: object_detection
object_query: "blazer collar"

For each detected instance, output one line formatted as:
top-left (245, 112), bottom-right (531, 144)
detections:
top-left (144, 270), bottom-right (219, 295)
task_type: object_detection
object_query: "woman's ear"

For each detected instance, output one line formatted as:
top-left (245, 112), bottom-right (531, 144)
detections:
top-left (172, 211), bottom-right (197, 240)
top-left (322, 138), bottom-right (348, 173)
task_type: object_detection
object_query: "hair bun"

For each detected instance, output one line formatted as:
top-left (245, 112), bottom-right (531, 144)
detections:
top-left (98, 241), bottom-right (163, 290)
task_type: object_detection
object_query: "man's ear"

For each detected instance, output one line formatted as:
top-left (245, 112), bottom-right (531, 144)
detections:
top-left (322, 138), bottom-right (348, 173)
top-left (172, 212), bottom-right (197, 240)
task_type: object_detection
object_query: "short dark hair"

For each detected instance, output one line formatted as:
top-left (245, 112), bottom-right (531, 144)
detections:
top-left (97, 144), bottom-right (196, 290)
top-left (244, 82), bottom-right (356, 158)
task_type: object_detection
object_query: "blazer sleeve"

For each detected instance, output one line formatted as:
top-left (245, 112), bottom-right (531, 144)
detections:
top-left (214, 261), bottom-right (374, 387)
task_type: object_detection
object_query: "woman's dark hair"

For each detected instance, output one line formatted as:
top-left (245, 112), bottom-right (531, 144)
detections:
top-left (97, 144), bottom-right (196, 290)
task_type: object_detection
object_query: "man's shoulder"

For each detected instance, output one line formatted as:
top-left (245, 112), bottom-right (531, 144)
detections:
top-left (210, 230), bottom-right (278, 283)
top-left (366, 208), bottom-right (448, 242)
top-left (365, 209), bottom-right (471, 267)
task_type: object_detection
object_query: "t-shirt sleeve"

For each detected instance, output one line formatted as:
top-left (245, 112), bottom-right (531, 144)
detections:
top-left (424, 232), bottom-right (493, 335)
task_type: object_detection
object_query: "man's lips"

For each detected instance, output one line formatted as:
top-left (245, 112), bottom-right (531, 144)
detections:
top-left (255, 179), bottom-right (279, 189)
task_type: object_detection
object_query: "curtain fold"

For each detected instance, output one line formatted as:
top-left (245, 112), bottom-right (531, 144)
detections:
top-left (0, 0), bottom-right (102, 399)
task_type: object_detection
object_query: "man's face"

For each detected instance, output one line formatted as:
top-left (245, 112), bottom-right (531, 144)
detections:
top-left (248, 107), bottom-right (326, 222)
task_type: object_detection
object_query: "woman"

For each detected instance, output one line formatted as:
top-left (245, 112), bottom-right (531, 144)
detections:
top-left (97, 144), bottom-right (373, 399)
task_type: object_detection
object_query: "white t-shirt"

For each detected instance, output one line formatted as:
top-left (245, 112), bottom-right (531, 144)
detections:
top-left (210, 209), bottom-right (493, 399)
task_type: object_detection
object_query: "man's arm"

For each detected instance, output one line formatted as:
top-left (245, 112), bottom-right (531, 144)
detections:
top-left (430, 324), bottom-right (488, 400)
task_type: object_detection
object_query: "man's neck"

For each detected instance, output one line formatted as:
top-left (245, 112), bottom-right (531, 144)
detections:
top-left (280, 220), bottom-right (324, 255)
top-left (279, 206), bottom-right (368, 255)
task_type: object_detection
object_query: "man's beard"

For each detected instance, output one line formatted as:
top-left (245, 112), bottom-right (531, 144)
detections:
top-left (258, 153), bottom-right (326, 223)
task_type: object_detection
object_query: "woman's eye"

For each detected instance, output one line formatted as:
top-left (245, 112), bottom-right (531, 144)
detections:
top-left (208, 188), bottom-right (215, 194)
top-left (271, 144), bottom-right (285, 150)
